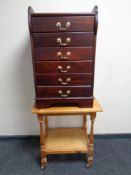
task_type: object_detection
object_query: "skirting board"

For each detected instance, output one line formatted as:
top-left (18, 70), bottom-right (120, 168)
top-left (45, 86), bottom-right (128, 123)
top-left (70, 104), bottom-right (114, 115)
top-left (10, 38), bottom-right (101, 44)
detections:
top-left (0, 134), bottom-right (131, 140)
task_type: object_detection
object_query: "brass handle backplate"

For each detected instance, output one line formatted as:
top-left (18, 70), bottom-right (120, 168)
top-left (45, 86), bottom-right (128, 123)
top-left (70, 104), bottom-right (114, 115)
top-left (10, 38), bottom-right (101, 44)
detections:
top-left (57, 52), bottom-right (71, 59)
top-left (58, 77), bottom-right (71, 85)
top-left (56, 21), bottom-right (71, 31)
top-left (57, 37), bottom-right (71, 46)
top-left (57, 65), bottom-right (71, 73)
top-left (58, 90), bottom-right (71, 98)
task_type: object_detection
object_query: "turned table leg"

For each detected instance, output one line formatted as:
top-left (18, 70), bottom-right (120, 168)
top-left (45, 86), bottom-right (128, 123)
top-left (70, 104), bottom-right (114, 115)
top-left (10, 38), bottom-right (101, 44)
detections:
top-left (87, 112), bottom-right (96, 167)
top-left (83, 114), bottom-right (88, 141)
top-left (83, 114), bottom-right (87, 131)
top-left (45, 115), bottom-right (48, 137)
top-left (37, 114), bottom-right (47, 169)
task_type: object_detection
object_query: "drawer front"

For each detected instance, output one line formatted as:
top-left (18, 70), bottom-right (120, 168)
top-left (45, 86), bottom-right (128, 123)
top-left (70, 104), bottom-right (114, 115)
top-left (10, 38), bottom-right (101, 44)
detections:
top-left (33, 33), bottom-right (94, 47)
top-left (34, 47), bottom-right (94, 61)
top-left (35, 73), bottom-right (93, 86)
top-left (32, 16), bottom-right (95, 32)
top-left (36, 86), bottom-right (93, 98)
top-left (35, 60), bottom-right (93, 74)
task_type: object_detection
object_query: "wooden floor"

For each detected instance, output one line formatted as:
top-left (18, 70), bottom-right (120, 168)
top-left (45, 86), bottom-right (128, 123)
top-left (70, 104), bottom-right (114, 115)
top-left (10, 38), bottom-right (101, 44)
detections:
top-left (45, 128), bottom-right (88, 154)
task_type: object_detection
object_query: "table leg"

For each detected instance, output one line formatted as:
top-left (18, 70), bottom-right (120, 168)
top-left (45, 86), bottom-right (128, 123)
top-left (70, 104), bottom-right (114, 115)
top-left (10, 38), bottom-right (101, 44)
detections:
top-left (45, 115), bottom-right (48, 137)
top-left (83, 114), bottom-right (87, 130)
top-left (37, 114), bottom-right (47, 169)
top-left (87, 112), bottom-right (96, 167)
top-left (83, 114), bottom-right (88, 140)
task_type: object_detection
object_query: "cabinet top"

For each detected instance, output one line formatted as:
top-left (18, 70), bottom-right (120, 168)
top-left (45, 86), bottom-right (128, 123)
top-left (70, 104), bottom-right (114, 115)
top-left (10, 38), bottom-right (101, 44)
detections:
top-left (28, 6), bottom-right (98, 17)
top-left (28, 6), bottom-right (98, 34)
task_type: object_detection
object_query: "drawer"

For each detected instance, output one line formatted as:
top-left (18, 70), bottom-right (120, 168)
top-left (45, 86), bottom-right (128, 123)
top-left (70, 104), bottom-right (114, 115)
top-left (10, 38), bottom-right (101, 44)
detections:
top-left (36, 86), bottom-right (93, 98)
top-left (35, 97), bottom-right (93, 108)
top-left (34, 47), bottom-right (94, 61)
top-left (35, 60), bottom-right (93, 74)
top-left (33, 33), bottom-right (94, 47)
top-left (35, 73), bottom-right (93, 86)
top-left (31, 16), bottom-right (95, 32)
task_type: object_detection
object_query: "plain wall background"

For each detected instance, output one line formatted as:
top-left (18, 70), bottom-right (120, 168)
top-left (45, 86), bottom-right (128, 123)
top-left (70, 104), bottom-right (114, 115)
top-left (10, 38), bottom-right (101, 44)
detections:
top-left (0, 0), bottom-right (131, 135)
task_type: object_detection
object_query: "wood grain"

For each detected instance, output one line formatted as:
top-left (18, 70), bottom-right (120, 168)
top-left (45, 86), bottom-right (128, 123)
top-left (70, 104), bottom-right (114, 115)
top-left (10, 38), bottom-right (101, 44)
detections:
top-left (32, 16), bottom-right (94, 32)
top-left (35, 97), bottom-right (93, 108)
top-left (45, 128), bottom-right (88, 154)
top-left (34, 60), bottom-right (93, 74)
top-left (33, 33), bottom-right (95, 47)
top-left (35, 73), bottom-right (93, 86)
top-left (36, 86), bottom-right (93, 98)
top-left (28, 6), bottom-right (98, 111)
top-left (34, 47), bottom-right (94, 61)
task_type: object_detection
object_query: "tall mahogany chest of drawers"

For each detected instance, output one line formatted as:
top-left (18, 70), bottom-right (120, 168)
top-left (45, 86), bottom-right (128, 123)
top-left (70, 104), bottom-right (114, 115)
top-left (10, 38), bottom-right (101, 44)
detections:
top-left (28, 6), bottom-right (98, 109)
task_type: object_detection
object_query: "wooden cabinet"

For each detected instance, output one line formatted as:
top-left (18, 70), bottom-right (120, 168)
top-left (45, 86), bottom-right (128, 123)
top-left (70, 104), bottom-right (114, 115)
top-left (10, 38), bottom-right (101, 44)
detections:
top-left (28, 6), bottom-right (98, 108)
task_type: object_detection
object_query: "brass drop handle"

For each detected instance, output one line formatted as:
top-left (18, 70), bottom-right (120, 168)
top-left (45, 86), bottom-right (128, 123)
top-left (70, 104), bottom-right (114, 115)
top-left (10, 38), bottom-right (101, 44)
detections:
top-left (57, 38), bottom-right (71, 46)
top-left (57, 52), bottom-right (71, 60)
top-left (56, 21), bottom-right (71, 31)
top-left (58, 90), bottom-right (71, 98)
top-left (58, 77), bottom-right (71, 85)
top-left (57, 65), bottom-right (71, 73)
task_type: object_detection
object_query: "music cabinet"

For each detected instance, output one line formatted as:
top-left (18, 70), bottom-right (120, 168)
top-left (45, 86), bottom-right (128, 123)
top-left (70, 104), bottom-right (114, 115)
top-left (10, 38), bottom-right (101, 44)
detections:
top-left (28, 6), bottom-right (98, 108)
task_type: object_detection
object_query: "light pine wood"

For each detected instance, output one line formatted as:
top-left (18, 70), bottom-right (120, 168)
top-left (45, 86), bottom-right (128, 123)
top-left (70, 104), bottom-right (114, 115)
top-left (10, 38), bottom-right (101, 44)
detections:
top-left (45, 116), bottom-right (48, 137)
top-left (83, 114), bottom-right (87, 130)
top-left (32, 98), bottom-right (103, 115)
top-left (45, 128), bottom-right (88, 154)
top-left (37, 114), bottom-right (47, 169)
top-left (35, 99), bottom-right (103, 169)
top-left (87, 112), bottom-right (96, 167)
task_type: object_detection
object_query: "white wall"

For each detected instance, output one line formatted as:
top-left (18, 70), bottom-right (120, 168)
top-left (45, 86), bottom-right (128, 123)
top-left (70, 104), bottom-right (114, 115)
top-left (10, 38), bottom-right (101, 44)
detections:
top-left (0, 0), bottom-right (131, 135)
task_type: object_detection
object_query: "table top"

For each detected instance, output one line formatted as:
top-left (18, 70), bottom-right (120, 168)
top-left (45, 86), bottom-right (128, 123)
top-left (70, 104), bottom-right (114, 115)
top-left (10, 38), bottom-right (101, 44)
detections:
top-left (31, 98), bottom-right (103, 115)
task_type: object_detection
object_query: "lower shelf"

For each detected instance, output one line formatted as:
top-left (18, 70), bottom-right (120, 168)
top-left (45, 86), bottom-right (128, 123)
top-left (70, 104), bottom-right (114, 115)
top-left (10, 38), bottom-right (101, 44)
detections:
top-left (45, 128), bottom-right (88, 154)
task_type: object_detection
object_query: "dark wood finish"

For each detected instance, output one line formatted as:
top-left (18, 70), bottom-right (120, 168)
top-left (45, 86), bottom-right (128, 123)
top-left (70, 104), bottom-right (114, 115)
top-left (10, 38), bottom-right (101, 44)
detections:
top-left (35, 61), bottom-right (93, 74)
top-left (35, 73), bottom-right (93, 86)
top-left (33, 33), bottom-right (95, 47)
top-left (28, 6), bottom-right (98, 109)
top-left (36, 86), bottom-right (93, 98)
top-left (34, 47), bottom-right (94, 61)
top-left (31, 13), bottom-right (96, 17)
top-left (35, 97), bottom-right (93, 108)
top-left (92, 6), bottom-right (98, 34)
top-left (32, 16), bottom-right (95, 32)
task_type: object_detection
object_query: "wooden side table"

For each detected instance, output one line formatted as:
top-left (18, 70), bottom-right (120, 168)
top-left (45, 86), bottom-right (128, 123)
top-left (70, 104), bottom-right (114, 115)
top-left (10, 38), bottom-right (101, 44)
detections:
top-left (32, 98), bottom-right (103, 169)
